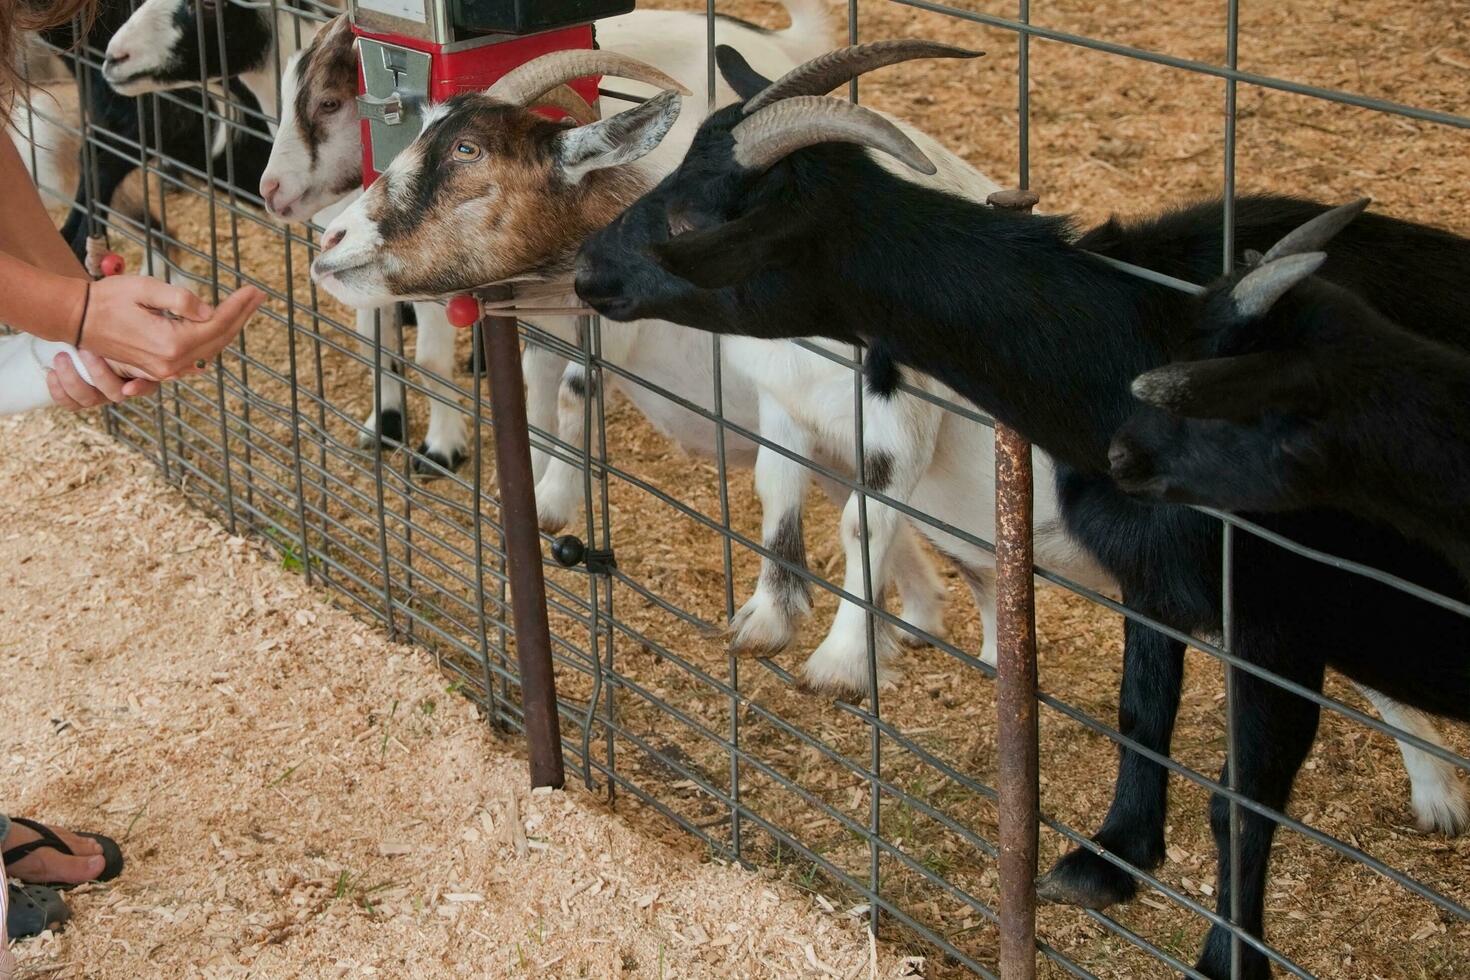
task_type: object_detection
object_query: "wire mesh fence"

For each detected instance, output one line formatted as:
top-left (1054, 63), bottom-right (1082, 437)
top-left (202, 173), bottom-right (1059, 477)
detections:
top-left (13, 0), bottom-right (1470, 977)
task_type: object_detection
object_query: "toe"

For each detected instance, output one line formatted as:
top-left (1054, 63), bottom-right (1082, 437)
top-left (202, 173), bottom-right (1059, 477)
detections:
top-left (11, 849), bottom-right (106, 886)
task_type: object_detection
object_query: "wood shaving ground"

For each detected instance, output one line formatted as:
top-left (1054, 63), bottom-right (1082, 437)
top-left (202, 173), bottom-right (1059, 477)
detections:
top-left (0, 411), bottom-right (907, 978)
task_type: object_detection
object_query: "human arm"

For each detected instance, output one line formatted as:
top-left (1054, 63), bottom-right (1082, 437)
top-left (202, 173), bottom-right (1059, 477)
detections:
top-left (0, 135), bottom-right (265, 380)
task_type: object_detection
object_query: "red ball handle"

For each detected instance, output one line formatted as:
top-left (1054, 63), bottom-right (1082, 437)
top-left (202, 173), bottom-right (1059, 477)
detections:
top-left (99, 252), bottom-right (125, 277)
top-left (446, 294), bottom-right (481, 329)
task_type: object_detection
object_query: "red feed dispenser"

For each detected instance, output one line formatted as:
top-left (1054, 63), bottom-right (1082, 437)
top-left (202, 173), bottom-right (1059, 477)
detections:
top-left (349, 0), bottom-right (633, 184)
top-left (348, 0), bottom-right (633, 324)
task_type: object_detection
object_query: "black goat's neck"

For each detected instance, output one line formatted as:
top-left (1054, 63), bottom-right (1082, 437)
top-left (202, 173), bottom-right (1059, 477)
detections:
top-left (779, 162), bottom-right (1179, 472)
top-left (1341, 351), bottom-right (1470, 568)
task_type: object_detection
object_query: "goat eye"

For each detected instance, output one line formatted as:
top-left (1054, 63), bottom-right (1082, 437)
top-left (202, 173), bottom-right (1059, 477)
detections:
top-left (319, 99), bottom-right (341, 114)
top-left (452, 141), bottom-right (483, 163)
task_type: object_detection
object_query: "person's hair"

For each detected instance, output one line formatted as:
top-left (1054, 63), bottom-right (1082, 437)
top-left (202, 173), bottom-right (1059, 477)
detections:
top-left (2, 0), bottom-right (98, 120)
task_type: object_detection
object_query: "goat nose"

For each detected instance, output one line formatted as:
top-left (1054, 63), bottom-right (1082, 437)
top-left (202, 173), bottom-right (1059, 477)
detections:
top-left (260, 177), bottom-right (280, 209)
top-left (104, 51), bottom-right (130, 68)
top-left (322, 227), bottom-right (346, 252)
top-left (573, 264), bottom-right (619, 301)
top-left (1107, 437), bottom-right (1151, 485)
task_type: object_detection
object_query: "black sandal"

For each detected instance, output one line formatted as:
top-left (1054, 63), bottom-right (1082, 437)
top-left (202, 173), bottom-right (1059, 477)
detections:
top-left (3, 817), bottom-right (124, 889)
top-left (5, 883), bottom-right (70, 939)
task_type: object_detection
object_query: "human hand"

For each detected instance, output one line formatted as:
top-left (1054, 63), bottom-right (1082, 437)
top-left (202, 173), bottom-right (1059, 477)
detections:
top-left (45, 350), bottom-right (159, 410)
top-left (78, 276), bottom-right (267, 379)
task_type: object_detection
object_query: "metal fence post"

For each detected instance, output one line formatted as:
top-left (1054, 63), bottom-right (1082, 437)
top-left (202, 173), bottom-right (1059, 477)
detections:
top-left (482, 293), bottom-right (566, 789)
top-left (996, 422), bottom-right (1039, 980)
top-left (989, 188), bottom-right (1042, 980)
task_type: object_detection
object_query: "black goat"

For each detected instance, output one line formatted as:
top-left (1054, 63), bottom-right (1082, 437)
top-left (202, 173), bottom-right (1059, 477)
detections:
top-left (573, 40), bottom-right (1470, 980)
top-left (36, 0), bottom-right (271, 262)
top-left (1110, 218), bottom-right (1470, 584)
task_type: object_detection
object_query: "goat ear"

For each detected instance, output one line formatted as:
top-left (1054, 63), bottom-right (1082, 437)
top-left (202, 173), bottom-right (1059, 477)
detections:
top-left (1230, 251), bottom-right (1325, 319)
top-left (552, 90), bottom-right (682, 185)
top-left (716, 45), bottom-right (775, 102)
top-left (1131, 352), bottom-right (1319, 420)
top-left (653, 206), bottom-right (802, 289)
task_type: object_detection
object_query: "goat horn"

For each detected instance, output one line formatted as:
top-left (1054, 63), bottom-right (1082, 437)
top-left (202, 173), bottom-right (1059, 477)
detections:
top-left (733, 96), bottom-right (936, 175)
top-left (1260, 198), bottom-right (1370, 263)
top-left (488, 50), bottom-right (691, 110)
top-left (1230, 251), bottom-right (1326, 319)
top-left (534, 84), bottom-right (599, 126)
top-left (744, 39), bottom-right (983, 114)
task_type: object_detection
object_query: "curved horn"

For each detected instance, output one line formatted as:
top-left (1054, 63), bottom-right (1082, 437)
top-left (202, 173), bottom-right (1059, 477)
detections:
top-left (744, 39), bottom-right (983, 114)
top-left (1230, 251), bottom-right (1326, 319)
top-left (1260, 198), bottom-right (1370, 263)
top-left (732, 95), bottom-right (929, 174)
top-left (733, 96), bottom-right (936, 175)
top-left (534, 84), bottom-right (599, 126)
top-left (488, 50), bottom-right (691, 109)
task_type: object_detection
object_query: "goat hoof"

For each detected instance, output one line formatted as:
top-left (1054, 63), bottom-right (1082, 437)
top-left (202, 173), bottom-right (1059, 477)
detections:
top-left (357, 409), bottom-right (405, 449)
top-left (1414, 782), bottom-right (1470, 836)
top-left (380, 409), bottom-right (405, 445)
top-left (1036, 848), bottom-right (1139, 910)
top-left (896, 627), bottom-right (934, 649)
top-left (412, 443), bottom-right (466, 477)
top-left (798, 630), bottom-right (900, 700)
top-left (1195, 928), bottom-right (1272, 980)
top-left (728, 596), bottom-right (804, 658)
top-left (794, 675), bottom-right (866, 704)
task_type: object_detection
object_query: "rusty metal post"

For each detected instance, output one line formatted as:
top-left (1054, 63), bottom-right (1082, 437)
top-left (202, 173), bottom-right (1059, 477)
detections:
top-left (990, 182), bottom-right (1043, 980)
top-left (995, 422), bottom-right (1039, 979)
top-left (481, 291), bottom-right (566, 789)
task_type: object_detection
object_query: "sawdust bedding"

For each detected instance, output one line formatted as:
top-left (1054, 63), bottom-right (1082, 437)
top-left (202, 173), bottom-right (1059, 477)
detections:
top-left (12, 0), bottom-right (1470, 976)
top-left (0, 411), bottom-right (916, 978)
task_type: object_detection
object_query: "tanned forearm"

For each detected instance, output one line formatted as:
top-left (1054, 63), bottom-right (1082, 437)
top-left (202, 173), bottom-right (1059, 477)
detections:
top-left (0, 249), bottom-right (88, 342)
top-left (0, 134), bottom-right (91, 341)
top-left (0, 134), bottom-right (88, 279)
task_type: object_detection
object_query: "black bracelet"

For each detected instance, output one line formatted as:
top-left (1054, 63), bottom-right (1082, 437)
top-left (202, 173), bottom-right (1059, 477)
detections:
top-left (74, 280), bottom-right (91, 348)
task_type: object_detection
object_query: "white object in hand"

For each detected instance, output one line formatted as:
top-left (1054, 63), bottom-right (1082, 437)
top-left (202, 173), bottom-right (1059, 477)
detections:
top-left (0, 334), bottom-right (98, 414)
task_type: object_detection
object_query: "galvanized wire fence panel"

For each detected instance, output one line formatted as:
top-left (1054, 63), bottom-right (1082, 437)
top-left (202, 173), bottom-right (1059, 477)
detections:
top-left (17, 0), bottom-right (1470, 976)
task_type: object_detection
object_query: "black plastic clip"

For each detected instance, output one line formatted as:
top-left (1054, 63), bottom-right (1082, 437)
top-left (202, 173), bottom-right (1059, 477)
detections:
top-left (551, 535), bottom-right (617, 575)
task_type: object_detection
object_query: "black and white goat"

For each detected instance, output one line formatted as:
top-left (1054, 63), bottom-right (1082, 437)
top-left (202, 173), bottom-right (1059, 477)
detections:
top-left (1110, 213), bottom-right (1470, 584)
top-left (101, 0), bottom-right (316, 127)
top-left (23, 0), bottom-right (270, 263)
top-left (572, 40), bottom-right (1470, 980)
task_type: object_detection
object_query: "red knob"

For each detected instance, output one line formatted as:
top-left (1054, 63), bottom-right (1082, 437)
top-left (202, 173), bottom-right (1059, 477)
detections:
top-left (446, 294), bottom-right (481, 329)
top-left (99, 252), bottom-right (125, 277)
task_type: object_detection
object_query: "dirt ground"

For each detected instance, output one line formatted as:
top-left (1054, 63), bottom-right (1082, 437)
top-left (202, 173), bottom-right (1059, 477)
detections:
top-left (0, 409), bottom-right (915, 979)
top-left (14, 0), bottom-right (1470, 977)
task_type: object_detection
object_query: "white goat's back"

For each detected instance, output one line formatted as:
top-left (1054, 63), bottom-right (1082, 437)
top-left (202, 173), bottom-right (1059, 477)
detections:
top-left (594, 4), bottom-right (832, 176)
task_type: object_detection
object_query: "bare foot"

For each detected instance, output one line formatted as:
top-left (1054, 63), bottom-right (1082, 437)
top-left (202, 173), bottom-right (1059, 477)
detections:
top-left (3, 820), bottom-right (106, 885)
